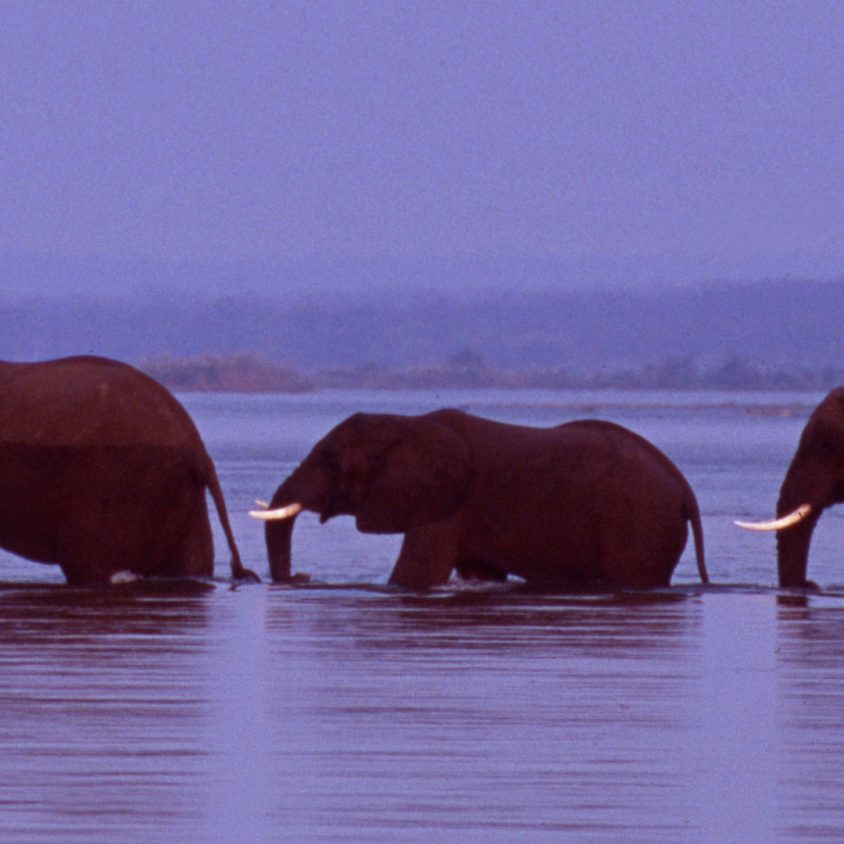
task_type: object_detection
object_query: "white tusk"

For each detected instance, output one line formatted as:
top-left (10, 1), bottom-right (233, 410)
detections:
top-left (254, 500), bottom-right (269, 508)
top-left (735, 503), bottom-right (813, 532)
top-left (249, 502), bottom-right (304, 521)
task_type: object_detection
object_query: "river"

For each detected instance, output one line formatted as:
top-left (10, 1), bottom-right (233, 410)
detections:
top-left (2, 388), bottom-right (843, 842)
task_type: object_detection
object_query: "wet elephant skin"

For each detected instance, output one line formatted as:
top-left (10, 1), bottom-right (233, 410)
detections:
top-left (0, 356), bottom-right (254, 585)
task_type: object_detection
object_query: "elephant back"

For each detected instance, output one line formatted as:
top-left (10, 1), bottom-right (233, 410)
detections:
top-left (0, 356), bottom-right (201, 450)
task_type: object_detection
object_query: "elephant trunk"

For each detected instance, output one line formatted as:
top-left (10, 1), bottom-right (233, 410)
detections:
top-left (266, 511), bottom-right (298, 583)
top-left (776, 515), bottom-right (819, 588)
top-left (775, 461), bottom-right (825, 588)
top-left (263, 476), bottom-right (305, 583)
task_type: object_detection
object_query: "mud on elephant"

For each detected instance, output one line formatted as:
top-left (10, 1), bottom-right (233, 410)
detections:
top-left (0, 355), bottom-right (257, 585)
top-left (253, 409), bottom-right (708, 590)
top-left (737, 387), bottom-right (844, 588)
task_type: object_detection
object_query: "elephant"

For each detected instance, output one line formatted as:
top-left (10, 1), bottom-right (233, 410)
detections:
top-left (0, 355), bottom-right (257, 586)
top-left (252, 409), bottom-right (708, 590)
top-left (736, 387), bottom-right (844, 588)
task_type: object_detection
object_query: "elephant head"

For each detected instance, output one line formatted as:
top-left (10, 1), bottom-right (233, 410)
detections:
top-left (737, 388), bottom-right (844, 587)
top-left (251, 412), bottom-right (473, 582)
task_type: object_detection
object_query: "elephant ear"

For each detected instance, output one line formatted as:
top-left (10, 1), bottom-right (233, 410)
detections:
top-left (355, 417), bottom-right (473, 534)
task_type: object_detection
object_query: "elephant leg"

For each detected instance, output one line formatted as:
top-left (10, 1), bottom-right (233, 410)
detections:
top-left (57, 521), bottom-right (140, 586)
top-left (150, 491), bottom-right (214, 579)
top-left (47, 451), bottom-right (213, 585)
top-left (455, 560), bottom-right (508, 582)
top-left (388, 522), bottom-right (460, 589)
top-left (601, 516), bottom-right (688, 588)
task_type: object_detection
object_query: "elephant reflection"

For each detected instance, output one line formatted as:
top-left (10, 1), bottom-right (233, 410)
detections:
top-left (0, 355), bottom-right (256, 585)
top-left (738, 387), bottom-right (844, 587)
top-left (253, 409), bottom-right (708, 590)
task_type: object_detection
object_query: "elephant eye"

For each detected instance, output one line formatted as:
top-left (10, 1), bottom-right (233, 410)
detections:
top-left (815, 431), bottom-right (839, 457)
top-left (332, 448), bottom-right (365, 478)
top-left (322, 452), bottom-right (343, 478)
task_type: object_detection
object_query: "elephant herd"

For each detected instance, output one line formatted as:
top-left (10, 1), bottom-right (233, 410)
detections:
top-left (0, 355), bottom-right (837, 590)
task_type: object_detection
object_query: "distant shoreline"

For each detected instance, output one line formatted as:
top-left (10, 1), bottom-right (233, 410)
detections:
top-left (6, 280), bottom-right (844, 388)
top-left (140, 353), bottom-right (838, 395)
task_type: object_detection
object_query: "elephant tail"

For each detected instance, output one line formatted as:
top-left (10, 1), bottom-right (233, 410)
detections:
top-left (687, 503), bottom-right (709, 585)
top-left (203, 457), bottom-right (259, 582)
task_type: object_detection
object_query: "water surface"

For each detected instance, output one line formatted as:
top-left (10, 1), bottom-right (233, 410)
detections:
top-left (2, 389), bottom-right (843, 842)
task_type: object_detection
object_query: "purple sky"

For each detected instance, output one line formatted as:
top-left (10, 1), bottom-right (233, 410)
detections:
top-left (2, 0), bottom-right (843, 293)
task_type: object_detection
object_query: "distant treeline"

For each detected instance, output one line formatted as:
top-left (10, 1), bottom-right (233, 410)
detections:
top-left (141, 353), bottom-right (314, 393)
top-left (140, 351), bottom-right (844, 393)
top-left (3, 278), bottom-right (844, 378)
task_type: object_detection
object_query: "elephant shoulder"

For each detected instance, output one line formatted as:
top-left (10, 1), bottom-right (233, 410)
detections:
top-left (423, 407), bottom-right (471, 426)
